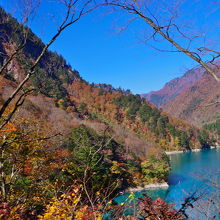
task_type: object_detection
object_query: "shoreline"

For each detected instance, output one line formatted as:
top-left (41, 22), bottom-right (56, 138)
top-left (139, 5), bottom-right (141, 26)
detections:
top-left (125, 145), bottom-right (220, 194)
top-left (166, 145), bottom-right (220, 155)
top-left (126, 182), bottom-right (169, 193)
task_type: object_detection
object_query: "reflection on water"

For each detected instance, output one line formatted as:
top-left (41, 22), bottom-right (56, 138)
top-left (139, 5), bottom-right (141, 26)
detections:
top-left (167, 173), bottom-right (186, 185)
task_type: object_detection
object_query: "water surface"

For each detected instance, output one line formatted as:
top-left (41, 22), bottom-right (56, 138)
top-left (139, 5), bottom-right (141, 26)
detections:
top-left (116, 148), bottom-right (220, 219)
top-left (166, 148), bottom-right (220, 219)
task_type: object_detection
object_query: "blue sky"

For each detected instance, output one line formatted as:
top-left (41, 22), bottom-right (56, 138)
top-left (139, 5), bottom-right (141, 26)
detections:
top-left (1, 0), bottom-right (219, 94)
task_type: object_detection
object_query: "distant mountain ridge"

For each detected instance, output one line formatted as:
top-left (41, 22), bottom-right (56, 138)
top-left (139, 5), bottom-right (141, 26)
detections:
top-left (142, 65), bottom-right (220, 127)
top-left (162, 71), bottom-right (220, 126)
top-left (142, 67), bottom-right (205, 107)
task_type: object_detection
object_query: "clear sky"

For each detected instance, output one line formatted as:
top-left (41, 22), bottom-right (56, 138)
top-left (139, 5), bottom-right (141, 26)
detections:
top-left (1, 0), bottom-right (219, 94)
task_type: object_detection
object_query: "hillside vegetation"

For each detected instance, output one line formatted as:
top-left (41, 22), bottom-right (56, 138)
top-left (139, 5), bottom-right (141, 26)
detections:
top-left (142, 63), bottom-right (220, 134)
top-left (0, 8), bottom-right (213, 219)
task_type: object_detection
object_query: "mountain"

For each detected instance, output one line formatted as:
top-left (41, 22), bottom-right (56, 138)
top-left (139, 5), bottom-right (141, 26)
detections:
top-left (0, 7), bottom-right (207, 153)
top-left (0, 7), bottom-right (217, 219)
top-left (163, 71), bottom-right (220, 127)
top-left (142, 65), bottom-right (220, 128)
top-left (142, 66), bottom-right (205, 107)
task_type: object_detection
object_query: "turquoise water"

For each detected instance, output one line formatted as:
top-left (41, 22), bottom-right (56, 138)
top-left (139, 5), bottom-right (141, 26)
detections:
top-left (115, 148), bottom-right (220, 219)
top-left (166, 148), bottom-right (220, 219)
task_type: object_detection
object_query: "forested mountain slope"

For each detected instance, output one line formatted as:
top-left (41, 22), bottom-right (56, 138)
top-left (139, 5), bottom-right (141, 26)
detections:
top-left (0, 7), bottom-right (208, 153)
top-left (162, 72), bottom-right (220, 127)
top-left (142, 67), bottom-right (204, 107)
top-left (142, 62), bottom-right (220, 130)
top-left (0, 7), bottom-right (217, 219)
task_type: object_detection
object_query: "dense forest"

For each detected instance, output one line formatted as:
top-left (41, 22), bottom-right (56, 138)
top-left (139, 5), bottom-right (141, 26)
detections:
top-left (204, 119), bottom-right (220, 136)
top-left (0, 6), bottom-right (216, 219)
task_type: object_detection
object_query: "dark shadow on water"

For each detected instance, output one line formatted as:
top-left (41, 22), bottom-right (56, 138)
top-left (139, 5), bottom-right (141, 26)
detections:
top-left (168, 173), bottom-right (186, 185)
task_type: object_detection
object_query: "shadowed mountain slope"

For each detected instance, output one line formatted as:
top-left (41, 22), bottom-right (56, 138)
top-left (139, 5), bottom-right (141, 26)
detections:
top-left (142, 65), bottom-right (220, 127)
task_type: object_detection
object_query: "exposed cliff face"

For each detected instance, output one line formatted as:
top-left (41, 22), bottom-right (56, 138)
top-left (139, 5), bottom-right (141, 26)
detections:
top-left (142, 65), bottom-right (220, 127)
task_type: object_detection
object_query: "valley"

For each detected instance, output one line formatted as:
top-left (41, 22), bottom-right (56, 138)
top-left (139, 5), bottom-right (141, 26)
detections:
top-left (0, 1), bottom-right (219, 219)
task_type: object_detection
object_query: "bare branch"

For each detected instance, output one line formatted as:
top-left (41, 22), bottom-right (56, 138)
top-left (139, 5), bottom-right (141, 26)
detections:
top-left (103, 0), bottom-right (220, 82)
top-left (198, 47), bottom-right (220, 56)
top-left (203, 101), bottom-right (220, 107)
top-left (0, 89), bottom-right (34, 130)
top-left (0, 0), bottom-right (104, 123)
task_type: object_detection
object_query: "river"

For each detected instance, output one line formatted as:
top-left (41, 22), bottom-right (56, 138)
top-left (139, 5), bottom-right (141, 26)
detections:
top-left (115, 148), bottom-right (220, 219)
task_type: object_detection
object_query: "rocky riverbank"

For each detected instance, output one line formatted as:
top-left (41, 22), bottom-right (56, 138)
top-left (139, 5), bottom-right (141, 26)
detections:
top-left (126, 182), bottom-right (169, 193)
top-left (166, 146), bottom-right (220, 155)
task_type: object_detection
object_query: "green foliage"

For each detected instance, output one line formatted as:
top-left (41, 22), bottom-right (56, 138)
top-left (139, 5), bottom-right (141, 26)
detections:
top-left (30, 66), bottom-right (69, 103)
top-left (78, 103), bottom-right (87, 113)
top-left (114, 94), bottom-right (146, 121)
top-left (30, 59), bottom-right (80, 101)
top-left (113, 94), bottom-right (196, 149)
top-left (93, 83), bottom-right (120, 94)
top-left (157, 115), bottom-right (169, 137)
top-left (0, 7), bottom-right (204, 219)
top-left (178, 131), bottom-right (190, 150)
top-left (114, 94), bottom-right (142, 109)
top-left (65, 125), bottom-right (103, 174)
top-left (14, 177), bottom-right (32, 192)
top-left (138, 104), bottom-right (152, 123)
top-left (167, 123), bottom-right (177, 136)
top-left (126, 102), bottom-right (140, 120)
top-left (63, 125), bottom-right (132, 196)
top-left (141, 154), bottom-right (170, 184)
top-left (198, 130), bottom-right (210, 148)
top-left (203, 119), bottom-right (220, 136)
top-left (127, 157), bottom-right (141, 173)
top-left (0, 7), bottom-right (82, 103)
